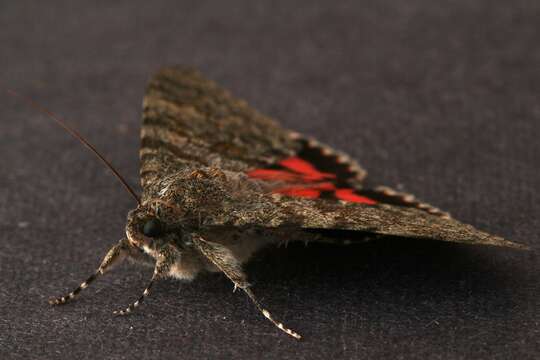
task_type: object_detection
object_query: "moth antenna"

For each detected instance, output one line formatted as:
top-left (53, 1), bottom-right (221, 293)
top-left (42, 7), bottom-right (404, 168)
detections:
top-left (7, 90), bottom-right (141, 205)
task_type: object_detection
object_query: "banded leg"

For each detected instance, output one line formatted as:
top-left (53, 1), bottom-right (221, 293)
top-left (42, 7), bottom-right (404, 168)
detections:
top-left (243, 287), bottom-right (302, 339)
top-left (49, 238), bottom-right (137, 305)
top-left (113, 244), bottom-right (177, 315)
top-left (191, 234), bottom-right (302, 340)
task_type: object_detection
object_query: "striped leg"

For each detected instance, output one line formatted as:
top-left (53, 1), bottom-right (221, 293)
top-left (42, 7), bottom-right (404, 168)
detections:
top-left (113, 244), bottom-right (176, 316)
top-left (191, 234), bottom-right (302, 339)
top-left (49, 238), bottom-right (135, 305)
top-left (243, 287), bottom-right (302, 340)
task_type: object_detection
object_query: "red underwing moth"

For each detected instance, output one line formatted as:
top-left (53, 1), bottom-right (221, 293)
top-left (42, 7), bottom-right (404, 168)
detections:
top-left (11, 66), bottom-right (526, 340)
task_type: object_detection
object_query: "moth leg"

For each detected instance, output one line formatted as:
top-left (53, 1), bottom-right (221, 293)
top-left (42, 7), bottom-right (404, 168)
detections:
top-left (49, 238), bottom-right (139, 305)
top-left (113, 244), bottom-right (177, 316)
top-left (191, 234), bottom-right (302, 340)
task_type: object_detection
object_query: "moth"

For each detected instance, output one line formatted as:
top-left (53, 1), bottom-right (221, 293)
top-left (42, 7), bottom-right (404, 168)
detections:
top-left (12, 66), bottom-right (525, 339)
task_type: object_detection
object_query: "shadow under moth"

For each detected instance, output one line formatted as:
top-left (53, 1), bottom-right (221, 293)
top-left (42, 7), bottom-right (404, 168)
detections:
top-left (11, 66), bottom-right (526, 339)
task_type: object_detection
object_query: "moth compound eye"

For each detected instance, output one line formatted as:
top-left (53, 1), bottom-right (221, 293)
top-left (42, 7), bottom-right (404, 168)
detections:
top-left (142, 218), bottom-right (162, 238)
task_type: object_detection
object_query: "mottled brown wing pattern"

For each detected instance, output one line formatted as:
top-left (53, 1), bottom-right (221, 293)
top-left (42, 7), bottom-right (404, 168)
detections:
top-left (201, 191), bottom-right (523, 249)
top-left (140, 66), bottom-right (301, 192)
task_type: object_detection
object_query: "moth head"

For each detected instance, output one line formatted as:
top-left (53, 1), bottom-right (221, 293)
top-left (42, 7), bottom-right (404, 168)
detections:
top-left (125, 200), bottom-right (188, 254)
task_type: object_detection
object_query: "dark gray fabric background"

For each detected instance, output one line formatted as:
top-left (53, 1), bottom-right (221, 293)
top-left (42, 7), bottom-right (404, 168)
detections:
top-left (1, 1), bottom-right (538, 359)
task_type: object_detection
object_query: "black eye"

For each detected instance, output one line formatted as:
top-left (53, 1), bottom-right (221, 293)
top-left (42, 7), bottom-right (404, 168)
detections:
top-left (143, 218), bottom-right (162, 237)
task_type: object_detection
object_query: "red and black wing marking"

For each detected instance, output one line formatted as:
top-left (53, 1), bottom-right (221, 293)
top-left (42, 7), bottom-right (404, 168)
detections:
top-left (247, 137), bottom-right (450, 218)
top-left (141, 66), bottom-right (524, 249)
top-left (238, 139), bottom-right (520, 248)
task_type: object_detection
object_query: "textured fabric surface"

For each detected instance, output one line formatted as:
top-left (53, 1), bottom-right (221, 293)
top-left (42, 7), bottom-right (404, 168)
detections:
top-left (1, 1), bottom-right (538, 359)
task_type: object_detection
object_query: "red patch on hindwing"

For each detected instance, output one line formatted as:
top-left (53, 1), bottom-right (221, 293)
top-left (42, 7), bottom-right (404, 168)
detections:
top-left (279, 157), bottom-right (336, 181)
top-left (334, 188), bottom-right (377, 205)
top-left (275, 182), bottom-right (336, 199)
top-left (247, 152), bottom-right (378, 204)
top-left (247, 139), bottom-right (447, 215)
top-left (246, 139), bottom-right (447, 216)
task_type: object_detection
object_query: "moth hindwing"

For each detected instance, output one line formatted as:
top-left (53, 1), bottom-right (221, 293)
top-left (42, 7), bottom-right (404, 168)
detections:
top-left (45, 66), bottom-right (525, 340)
